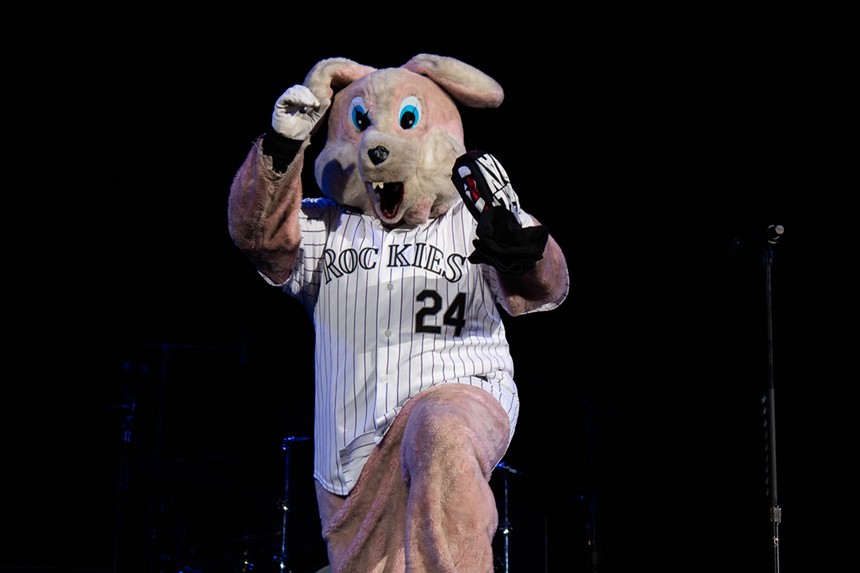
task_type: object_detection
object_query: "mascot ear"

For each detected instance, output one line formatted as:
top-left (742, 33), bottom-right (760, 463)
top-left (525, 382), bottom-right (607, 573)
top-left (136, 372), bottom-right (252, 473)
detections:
top-left (402, 53), bottom-right (504, 109)
top-left (302, 57), bottom-right (377, 114)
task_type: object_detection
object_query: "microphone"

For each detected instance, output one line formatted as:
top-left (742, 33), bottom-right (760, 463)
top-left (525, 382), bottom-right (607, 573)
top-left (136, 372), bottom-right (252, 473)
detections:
top-left (764, 224), bottom-right (785, 244)
top-left (728, 224), bottom-right (785, 256)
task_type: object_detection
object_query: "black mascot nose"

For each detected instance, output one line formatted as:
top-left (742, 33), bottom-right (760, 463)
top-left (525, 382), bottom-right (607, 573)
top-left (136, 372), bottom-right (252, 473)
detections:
top-left (368, 146), bottom-right (389, 165)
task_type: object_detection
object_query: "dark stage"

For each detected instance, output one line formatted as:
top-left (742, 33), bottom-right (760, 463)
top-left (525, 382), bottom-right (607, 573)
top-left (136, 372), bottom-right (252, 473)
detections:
top-left (4, 3), bottom-right (851, 572)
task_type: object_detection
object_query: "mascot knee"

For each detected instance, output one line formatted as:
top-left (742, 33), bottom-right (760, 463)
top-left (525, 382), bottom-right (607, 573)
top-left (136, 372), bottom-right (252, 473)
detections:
top-left (400, 386), bottom-right (493, 485)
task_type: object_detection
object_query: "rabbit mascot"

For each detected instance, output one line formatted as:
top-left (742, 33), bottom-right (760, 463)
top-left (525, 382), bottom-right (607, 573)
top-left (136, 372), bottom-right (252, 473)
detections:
top-left (228, 53), bottom-right (569, 573)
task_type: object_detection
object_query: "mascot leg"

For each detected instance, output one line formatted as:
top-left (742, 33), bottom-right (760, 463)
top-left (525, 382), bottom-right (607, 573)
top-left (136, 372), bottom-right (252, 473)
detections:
top-left (315, 384), bottom-right (511, 573)
top-left (402, 384), bottom-right (511, 572)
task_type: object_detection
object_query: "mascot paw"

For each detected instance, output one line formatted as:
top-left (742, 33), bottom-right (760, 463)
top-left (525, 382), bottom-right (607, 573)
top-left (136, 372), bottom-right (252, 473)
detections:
top-left (452, 151), bottom-right (547, 275)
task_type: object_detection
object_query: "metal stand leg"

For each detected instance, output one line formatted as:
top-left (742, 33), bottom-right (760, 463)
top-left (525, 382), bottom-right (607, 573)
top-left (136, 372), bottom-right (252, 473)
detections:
top-left (496, 462), bottom-right (521, 573)
top-left (278, 435), bottom-right (309, 572)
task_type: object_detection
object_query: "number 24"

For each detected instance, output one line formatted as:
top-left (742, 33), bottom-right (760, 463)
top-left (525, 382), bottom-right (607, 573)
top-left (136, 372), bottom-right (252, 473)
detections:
top-left (415, 290), bottom-right (466, 337)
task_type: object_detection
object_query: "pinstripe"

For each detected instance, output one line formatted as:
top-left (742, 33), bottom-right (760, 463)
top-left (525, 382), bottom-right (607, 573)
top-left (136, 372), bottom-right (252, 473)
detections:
top-left (283, 197), bottom-right (563, 496)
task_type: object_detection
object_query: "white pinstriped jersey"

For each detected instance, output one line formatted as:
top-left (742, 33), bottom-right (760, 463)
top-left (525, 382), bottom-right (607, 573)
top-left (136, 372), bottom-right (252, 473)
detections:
top-left (278, 196), bottom-right (566, 496)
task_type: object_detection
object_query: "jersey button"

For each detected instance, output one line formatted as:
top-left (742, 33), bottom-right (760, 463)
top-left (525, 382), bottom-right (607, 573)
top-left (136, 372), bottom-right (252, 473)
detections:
top-left (387, 283), bottom-right (394, 290)
top-left (384, 329), bottom-right (392, 338)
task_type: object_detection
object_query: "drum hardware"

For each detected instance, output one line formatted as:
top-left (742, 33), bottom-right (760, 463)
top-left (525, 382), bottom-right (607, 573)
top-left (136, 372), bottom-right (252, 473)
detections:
top-left (495, 461), bottom-right (521, 573)
top-left (279, 435), bottom-right (310, 572)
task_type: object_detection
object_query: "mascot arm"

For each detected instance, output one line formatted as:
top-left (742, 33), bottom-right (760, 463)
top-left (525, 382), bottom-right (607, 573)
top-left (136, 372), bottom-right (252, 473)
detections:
top-left (227, 84), bottom-right (330, 285)
top-left (452, 151), bottom-right (569, 315)
top-left (227, 136), bottom-right (308, 285)
top-left (495, 223), bottom-right (569, 316)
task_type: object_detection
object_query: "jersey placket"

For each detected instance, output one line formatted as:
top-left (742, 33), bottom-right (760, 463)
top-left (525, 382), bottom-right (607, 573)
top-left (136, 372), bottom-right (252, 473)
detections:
top-left (374, 225), bottom-right (406, 431)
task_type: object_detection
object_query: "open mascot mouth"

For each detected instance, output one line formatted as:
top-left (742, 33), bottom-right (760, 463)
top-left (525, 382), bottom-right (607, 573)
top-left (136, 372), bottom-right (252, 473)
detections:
top-left (370, 181), bottom-right (405, 219)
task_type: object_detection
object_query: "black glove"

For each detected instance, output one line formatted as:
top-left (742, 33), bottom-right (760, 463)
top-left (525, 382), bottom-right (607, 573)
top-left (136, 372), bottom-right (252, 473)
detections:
top-left (451, 150), bottom-right (548, 275)
top-left (263, 125), bottom-right (303, 173)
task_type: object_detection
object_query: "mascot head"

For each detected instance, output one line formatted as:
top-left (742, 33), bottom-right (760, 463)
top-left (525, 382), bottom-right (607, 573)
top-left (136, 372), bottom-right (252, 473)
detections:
top-left (303, 54), bottom-right (504, 227)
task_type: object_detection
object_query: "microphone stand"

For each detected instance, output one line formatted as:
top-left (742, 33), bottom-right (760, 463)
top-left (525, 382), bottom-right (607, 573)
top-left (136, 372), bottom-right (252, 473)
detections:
top-left (110, 358), bottom-right (149, 573)
top-left (760, 226), bottom-right (784, 573)
top-left (111, 363), bottom-right (136, 573)
top-left (729, 224), bottom-right (785, 572)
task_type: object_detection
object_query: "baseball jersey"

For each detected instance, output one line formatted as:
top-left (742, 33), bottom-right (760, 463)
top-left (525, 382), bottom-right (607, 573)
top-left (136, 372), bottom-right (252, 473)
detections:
top-left (273, 196), bottom-right (567, 496)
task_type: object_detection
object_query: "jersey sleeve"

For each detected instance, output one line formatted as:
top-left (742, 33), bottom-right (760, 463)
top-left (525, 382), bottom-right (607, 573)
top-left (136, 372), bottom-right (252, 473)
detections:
top-left (278, 197), bottom-right (343, 314)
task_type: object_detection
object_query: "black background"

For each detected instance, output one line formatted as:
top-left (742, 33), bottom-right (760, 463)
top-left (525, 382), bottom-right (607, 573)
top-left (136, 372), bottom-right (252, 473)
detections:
top-left (4, 3), bottom-right (852, 572)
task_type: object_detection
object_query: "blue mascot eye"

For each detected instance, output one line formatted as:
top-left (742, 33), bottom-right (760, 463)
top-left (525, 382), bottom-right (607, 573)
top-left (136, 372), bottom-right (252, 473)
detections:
top-left (399, 96), bottom-right (421, 130)
top-left (350, 97), bottom-right (370, 131)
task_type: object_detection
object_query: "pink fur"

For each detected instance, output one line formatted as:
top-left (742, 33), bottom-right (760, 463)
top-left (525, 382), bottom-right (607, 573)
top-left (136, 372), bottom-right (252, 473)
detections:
top-left (316, 385), bottom-right (510, 573)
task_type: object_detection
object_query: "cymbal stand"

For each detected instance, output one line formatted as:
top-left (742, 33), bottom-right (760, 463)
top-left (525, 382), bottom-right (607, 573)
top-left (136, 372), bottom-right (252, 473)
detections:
top-left (279, 435), bottom-right (309, 572)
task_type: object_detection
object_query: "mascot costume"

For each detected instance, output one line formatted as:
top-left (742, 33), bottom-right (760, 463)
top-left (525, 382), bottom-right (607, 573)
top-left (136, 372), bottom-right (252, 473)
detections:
top-left (228, 53), bottom-right (569, 572)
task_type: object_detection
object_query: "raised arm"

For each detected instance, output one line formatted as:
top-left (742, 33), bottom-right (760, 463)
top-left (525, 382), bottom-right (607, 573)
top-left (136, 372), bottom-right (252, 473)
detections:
top-left (227, 85), bottom-right (324, 284)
